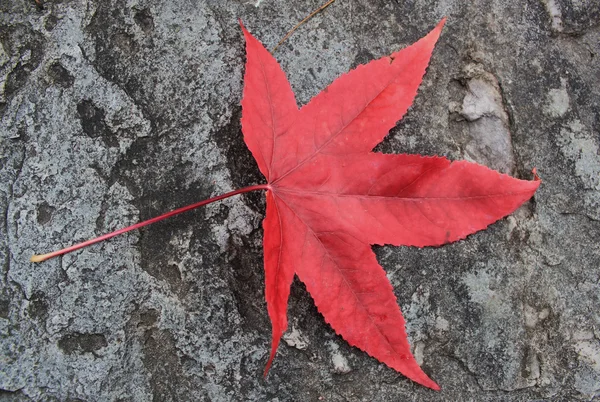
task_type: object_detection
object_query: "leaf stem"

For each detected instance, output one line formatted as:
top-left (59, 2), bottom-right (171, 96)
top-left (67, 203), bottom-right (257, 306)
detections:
top-left (31, 184), bottom-right (270, 263)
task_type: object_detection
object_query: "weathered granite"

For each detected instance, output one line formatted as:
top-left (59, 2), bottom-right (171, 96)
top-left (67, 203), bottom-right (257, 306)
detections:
top-left (1, 0), bottom-right (599, 400)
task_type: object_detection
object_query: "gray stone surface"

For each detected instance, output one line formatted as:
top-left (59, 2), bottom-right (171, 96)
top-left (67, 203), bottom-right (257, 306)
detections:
top-left (1, 0), bottom-right (599, 400)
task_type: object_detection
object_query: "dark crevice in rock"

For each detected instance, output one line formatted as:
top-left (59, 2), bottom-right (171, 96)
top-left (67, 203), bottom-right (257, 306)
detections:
top-left (77, 37), bottom-right (156, 134)
top-left (44, 14), bottom-right (59, 32)
top-left (98, 130), bottom-right (215, 295)
top-left (85, 2), bottom-right (166, 132)
top-left (26, 290), bottom-right (48, 321)
top-left (212, 108), bottom-right (265, 214)
top-left (47, 61), bottom-right (74, 88)
top-left (9, 144), bottom-right (26, 200)
top-left (141, 328), bottom-right (197, 402)
top-left (5, 64), bottom-right (30, 96)
top-left (351, 48), bottom-right (376, 69)
top-left (58, 333), bottom-right (108, 355)
top-left (76, 99), bottom-right (119, 147)
top-left (0, 297), bottom-right (9, 319)
top-left (133, 8), bottom-right (154, 34)
top-left (0, 23), bottom-right (46, 116)
top-left (209, 109), bottom-right (267, 332)
top-left (0, 388), bottom-right (32, 401)
top-left (221, 227), bottom-right (266, 334)
top-left (138, 308), bottom-right (159, 328)
top-left (93, 194), bottom-right (110, 235)
top-left (36, 201), bottom-right (55, 225)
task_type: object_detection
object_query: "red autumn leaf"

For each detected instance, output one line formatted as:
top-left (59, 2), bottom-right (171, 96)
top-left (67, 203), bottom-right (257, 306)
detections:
top-left (240, 20), bottom-right (540, 390)
top-left (32, 18), bottom-right (541, 392)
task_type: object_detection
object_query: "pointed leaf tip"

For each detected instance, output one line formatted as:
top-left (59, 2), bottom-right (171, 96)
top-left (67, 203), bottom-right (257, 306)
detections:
top-left (263, 341), bottom-right (277, 378)
top-left (424, 17), bottom-right (446, 45)
top-left (239, 19), bottom-right (248, 33)
top-left (435, 17), bottom-right (447, 31)
top-left (239, 20), bottom-right (256, 41)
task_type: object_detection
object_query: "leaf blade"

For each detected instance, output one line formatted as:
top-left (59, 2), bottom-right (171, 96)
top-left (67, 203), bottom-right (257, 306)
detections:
top-left (240, 23), bottom-right (299, 181)
top-left (271, 19), bottom-right (446, 182)
top-left (262, 191), bottom-right (298, 374)
top-left (240, 19), bottom-right (540, 389)
top-left (273, 198), bottom-right (440, 389)
top-left (277, 154), bottom-right (540, 247)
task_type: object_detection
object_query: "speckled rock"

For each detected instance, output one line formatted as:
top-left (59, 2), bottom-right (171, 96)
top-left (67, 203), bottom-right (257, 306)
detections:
top-left (1, 0), bottom-right (599, 401)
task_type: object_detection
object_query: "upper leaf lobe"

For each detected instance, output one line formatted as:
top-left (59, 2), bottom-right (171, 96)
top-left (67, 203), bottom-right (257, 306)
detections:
top-left (240, 22), bottom-right (298, 181)
top-left (269, 18), bottom-right (447, 183)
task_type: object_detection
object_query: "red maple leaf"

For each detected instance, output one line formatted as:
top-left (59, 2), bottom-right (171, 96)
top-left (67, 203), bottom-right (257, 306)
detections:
top-left (240, 19), bottom-right (539, 390)
top-left (32, 19), bottom-right (540, 391)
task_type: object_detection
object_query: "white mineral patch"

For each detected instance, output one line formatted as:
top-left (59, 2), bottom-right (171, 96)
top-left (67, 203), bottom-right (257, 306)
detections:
top-left (462, 268), bottom-right (512, 319)
top-left (461, 78), bottom-right (505, 122)
top-left (557, 120), bottom-right (600, 191)
top-left (435, 316), bottom-right (449, 332)
top-left (544, 78), bottom-right (570, 117)
top-left (527, 353), bottom-right (541, 380)
top-left (582, 342), bottom-right (600, 366)
top-left (574, 340), bottom-right (600, 396)
top-left (463, 269), bottom-right (496, 305)
top-left (542, 0), bottom-right (564, 32)
top-left (328, 341), bottom-right (351, 374)
top-left (413, 341), bottom-right (425, 366)
top-left (283, 326), bottom-right (308, 350)
top-left (573, 329), bottom-right (595, 341)
top-left (459, 66), bottom-right (515, 174)
top-left (524, 304), bottom-right (538, 328)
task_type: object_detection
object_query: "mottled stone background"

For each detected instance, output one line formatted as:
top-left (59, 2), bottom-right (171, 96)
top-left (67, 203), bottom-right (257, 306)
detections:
top-left (1, 0), bottom-right (599, 400)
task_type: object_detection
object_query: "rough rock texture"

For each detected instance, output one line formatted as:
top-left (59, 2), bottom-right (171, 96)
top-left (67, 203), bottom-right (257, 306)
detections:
top-left (1, 0), bottom-right (599, 400)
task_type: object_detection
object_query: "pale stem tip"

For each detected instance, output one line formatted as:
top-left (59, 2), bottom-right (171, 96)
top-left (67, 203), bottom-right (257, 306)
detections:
top-left (30, 254), bottom-right (50, 263)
